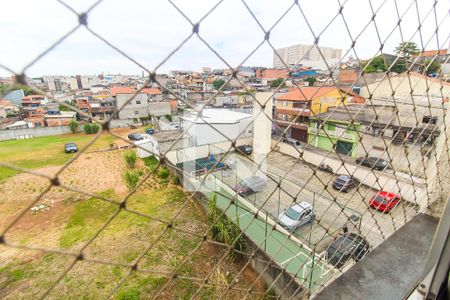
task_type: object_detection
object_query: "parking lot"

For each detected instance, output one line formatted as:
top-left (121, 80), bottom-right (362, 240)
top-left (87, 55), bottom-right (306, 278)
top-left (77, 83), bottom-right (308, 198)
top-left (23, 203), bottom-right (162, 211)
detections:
top-left (212, 151), bottom-right (419, 253)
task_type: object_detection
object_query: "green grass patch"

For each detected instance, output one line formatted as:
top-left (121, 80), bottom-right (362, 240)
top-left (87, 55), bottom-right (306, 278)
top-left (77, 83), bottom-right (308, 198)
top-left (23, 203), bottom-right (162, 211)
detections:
top-left (0, 133), bottom-right (115, 182)
top-left (59, 190), bottom-right (117, 248)
top-left (142, 156), bottom-right (159, 171)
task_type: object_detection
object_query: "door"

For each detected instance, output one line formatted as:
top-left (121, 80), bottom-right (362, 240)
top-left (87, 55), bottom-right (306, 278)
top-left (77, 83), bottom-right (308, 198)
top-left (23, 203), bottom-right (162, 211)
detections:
top-left (291, 128), bottom-right (308, 142)
top-left (336, 141), bottom-right (353, 155)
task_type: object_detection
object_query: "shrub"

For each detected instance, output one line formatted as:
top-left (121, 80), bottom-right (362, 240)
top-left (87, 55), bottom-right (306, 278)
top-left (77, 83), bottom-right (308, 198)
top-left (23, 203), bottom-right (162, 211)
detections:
top-left (157, 167), bottom-right (170, 179)
top-left (207, 194), bottom-right (246, 258)
top-left (123, 151), bottom-right (137, 168)
top-left (164, 114), bottom-right (172, 122)
top-left (83, 123), bottom-right (100, 134)
top-left (142, 156), bottom-right (158, 171)
top-left (68, 120), bottom-right (79, 133)
top-left (91, 123), bottom-right (100, 133)
top-left (123, 170), bottom-right (141, 191)
top-left (83, 123), bottom-right (92, 134)
top-left (173, 175), bottom-right (181, 185)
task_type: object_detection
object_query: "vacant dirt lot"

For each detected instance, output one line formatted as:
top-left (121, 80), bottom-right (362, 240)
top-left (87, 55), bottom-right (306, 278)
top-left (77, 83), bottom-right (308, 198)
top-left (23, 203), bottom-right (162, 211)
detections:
top-left (0, 132), bottom-right (267, 299)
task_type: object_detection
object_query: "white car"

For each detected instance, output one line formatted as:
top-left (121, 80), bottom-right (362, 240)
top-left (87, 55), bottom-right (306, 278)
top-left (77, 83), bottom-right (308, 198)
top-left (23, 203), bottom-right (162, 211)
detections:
top-left (278, 202), bottom-right (315, 231)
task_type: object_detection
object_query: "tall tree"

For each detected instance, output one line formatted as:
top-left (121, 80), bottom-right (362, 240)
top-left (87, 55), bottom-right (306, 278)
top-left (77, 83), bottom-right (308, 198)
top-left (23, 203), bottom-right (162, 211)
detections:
top-left (395, 42), bottom-right (420, 58)
top-left (305, 76), bottom-right (317, 86)
top-left (422, 59), bottom-right (440, 75)
top-left (361, 56), bottom-right (387, 73)
top-left (270, 78), bottom-right (286, 88)
top-left (212, 79), bottom-right (225, 90)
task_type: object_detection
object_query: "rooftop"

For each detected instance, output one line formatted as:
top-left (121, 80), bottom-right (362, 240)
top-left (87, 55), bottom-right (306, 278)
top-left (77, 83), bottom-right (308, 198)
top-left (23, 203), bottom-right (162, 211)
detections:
top-left (180, 109), bottom-right (253, 124)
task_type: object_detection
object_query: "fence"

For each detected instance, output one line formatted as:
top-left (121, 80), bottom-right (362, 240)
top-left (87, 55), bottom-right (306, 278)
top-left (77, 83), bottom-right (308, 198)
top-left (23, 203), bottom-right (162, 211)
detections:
top-left (0, 0), bottom-right (449, 299)
top-left (0, 125), bottom-right (73, 141)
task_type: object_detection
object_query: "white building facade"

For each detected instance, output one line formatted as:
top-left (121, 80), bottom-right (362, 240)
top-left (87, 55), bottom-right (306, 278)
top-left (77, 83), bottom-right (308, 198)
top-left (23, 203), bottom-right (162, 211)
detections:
top-left (273, 44), bottom-right (342, 70)
top-left (181, 109), bottom-right (253, 146)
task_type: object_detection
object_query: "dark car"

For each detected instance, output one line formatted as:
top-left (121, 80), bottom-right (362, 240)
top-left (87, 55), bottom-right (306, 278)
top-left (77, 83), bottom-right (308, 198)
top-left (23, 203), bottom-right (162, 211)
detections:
top-left (369, 191), bottom-right (401, 213)
top-left (64, 142), bottom-right (78, 153)
top-left (355, 157), bottom-right (389, 171)
top-left (332, 175), bottom-right (359, 192)
top-left (128, 133), bottom-right (144, 141)
top-left (325, 233), bottom-right (370, 268)
top-left (236, 144), bottom-right (252, 155)
top-left (145, 128), bottom-right (155, 135)
top-left (234, 176), bottom-right (267, 196)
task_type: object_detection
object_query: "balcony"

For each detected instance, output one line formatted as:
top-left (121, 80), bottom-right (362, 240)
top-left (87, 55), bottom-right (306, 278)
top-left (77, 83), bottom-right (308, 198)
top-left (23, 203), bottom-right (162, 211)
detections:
top-left (276, 107), bottom-right (311, 117)
top-left (275, 119), bottom-right (309, 130)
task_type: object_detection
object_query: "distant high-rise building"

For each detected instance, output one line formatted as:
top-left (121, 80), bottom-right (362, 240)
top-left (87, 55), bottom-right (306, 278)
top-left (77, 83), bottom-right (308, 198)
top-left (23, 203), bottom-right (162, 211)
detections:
top-left (273, 44), bottom-right (342, 70)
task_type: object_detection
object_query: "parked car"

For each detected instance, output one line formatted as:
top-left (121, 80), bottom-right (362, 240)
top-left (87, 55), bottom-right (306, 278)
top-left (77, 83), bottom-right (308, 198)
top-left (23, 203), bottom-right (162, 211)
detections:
top-left (283, 137), bottom-right (303, 148)
top-left (278, 202), bottom-right (315, 231)
top-left (128, 133), bottom-right (144, 141)
top-left (64, 142), bottom-right (78, 153)
top-left (236, 144), bottom-right (252, 155)
top-left (145, 128), bottom-right (155, 135)
top-left (332, 175), bottom-right (360, 192)
top-left (234, 176), bottom-right (266, 196)
top-left (325, 232), bottom-right (370, 268)
top-left (369, 191), bottom-right (401, 213)
top-left (355, 157), bottom-right (389, 170)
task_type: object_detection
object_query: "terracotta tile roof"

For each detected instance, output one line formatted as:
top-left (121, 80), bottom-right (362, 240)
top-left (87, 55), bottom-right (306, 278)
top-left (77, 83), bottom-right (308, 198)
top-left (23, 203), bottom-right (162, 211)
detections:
top-left (110, 87), bottom-right (135, 96)
top-left (141, 88), bottom-right (162, 95)
top-left (256, 69), bottom-right (288, 79)
top-left (277, 87), bottom-right (337, 101)
top-left (0, 99), bottom-right (12, 106)
top-left (416, 49), bottom-right (447, 57)
top-left (22, 95), bottom-right (45, 100)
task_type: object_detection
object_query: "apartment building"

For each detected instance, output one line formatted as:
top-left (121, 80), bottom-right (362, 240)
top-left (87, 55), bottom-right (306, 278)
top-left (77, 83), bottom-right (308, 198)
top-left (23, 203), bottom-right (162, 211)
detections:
top-left (273, 44), bottom-right (342, 70)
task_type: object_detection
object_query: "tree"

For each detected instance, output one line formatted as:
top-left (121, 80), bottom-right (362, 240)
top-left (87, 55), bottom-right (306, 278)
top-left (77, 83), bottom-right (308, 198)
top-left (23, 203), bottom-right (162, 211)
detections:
top-left (395, 42), bottom-right (420, 58)
top-left (423, 59), bottom-right (440, 75)
top-left (361, 56), bottom-right (387, 73)
top-left (305, 76), bottom-right (317, 86)
top-left (213, 79), bottom-right (225, 90)
top-left (270, 78), bottom-right (286, 88)
top-left (68, 120), bottom-right (79, 133)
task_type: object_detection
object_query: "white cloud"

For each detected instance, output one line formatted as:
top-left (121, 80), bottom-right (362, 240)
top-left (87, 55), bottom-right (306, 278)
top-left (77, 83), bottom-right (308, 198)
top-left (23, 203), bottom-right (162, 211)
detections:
top-left (0, 0), bottom-right (448, 76)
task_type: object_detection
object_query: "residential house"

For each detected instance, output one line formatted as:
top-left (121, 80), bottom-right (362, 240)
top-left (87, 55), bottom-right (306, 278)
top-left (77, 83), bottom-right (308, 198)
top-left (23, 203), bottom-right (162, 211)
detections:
top-left (360, 72), bottom-right (450, 99)
top-left (0, 99), bottom-right (17, 118)
top-left (274, 87), bottom-right (364, 142)
top-left (135, 131), bottom-right (189, 159)
top-left (112, 87), bottom-right (168, 120)
top-left (308, 112), bottom-right (361, 157)
top-left (44, 111), bottom-right (77, 127)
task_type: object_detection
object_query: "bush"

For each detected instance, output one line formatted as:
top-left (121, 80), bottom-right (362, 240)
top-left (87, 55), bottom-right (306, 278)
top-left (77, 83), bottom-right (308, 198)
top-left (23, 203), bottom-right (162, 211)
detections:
top-left (123, 151), bottom-right (137, 168)
top-left (123, 170), bottom-right (142, 191)
top-left (173, 175), bottom-right (181, 185)
top-left (164, 114), bottom-right (172, 122)
top-left (83, 123), bottom-right (100, 134)
top-left (157, 167), bottom-right (170, 179)
top-left (68, 120), bottom-right (79, 133)
top-left (142, 156), bottom-right (158, 171)
top-left (207, 194), bottom-right (246, 258)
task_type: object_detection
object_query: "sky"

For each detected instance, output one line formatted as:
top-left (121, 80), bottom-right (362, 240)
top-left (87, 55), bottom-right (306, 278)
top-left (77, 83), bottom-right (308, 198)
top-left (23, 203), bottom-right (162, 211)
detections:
top-left (0, 0), bottom-right (448, 77)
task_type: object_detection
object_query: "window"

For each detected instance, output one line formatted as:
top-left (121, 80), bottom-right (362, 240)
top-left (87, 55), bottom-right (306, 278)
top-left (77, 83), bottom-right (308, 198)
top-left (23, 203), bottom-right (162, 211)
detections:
top-left (134, 111), bottom-right (139, 115)
top-left (136, 101), bottom-right (141, 105)
top-left (422, 116), bottom-right (437, 125)
top-left (283, 101), bottom-right (289, 107)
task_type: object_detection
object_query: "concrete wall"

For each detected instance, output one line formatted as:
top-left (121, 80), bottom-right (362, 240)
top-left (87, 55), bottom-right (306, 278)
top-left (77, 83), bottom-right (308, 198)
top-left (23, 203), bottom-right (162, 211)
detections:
top-left (0, 126), bottom-right (72, 141)
top-left (166, 137), bottom-right (253, 165)
top-left (183, 118), bottom-right (253, 146)
top-left (360, 74), bottom-right (450, 98)
top-left (116, 93), bottom-right (150, 119)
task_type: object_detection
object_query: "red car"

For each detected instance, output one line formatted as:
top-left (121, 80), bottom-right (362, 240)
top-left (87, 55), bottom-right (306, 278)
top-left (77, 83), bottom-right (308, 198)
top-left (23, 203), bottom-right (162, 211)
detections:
top-left (369, 191), bottom-right (401, 213)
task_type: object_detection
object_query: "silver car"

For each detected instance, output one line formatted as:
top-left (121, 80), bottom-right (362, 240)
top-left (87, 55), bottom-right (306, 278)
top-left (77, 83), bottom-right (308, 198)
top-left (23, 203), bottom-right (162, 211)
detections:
top-left (278, 202), bottom-right (315, 231)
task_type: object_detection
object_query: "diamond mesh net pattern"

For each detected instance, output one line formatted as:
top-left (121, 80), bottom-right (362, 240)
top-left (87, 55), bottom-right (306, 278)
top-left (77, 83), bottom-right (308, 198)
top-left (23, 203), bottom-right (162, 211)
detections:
top-left (0, 0), bottom-right (449, 299)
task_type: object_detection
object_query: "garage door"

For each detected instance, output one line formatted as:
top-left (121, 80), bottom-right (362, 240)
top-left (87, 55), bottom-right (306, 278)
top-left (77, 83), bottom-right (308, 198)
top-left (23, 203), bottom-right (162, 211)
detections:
top-left (291, 128), bottom-right (308, 142)
top-left (335, 141), bottom-right (353, 155)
